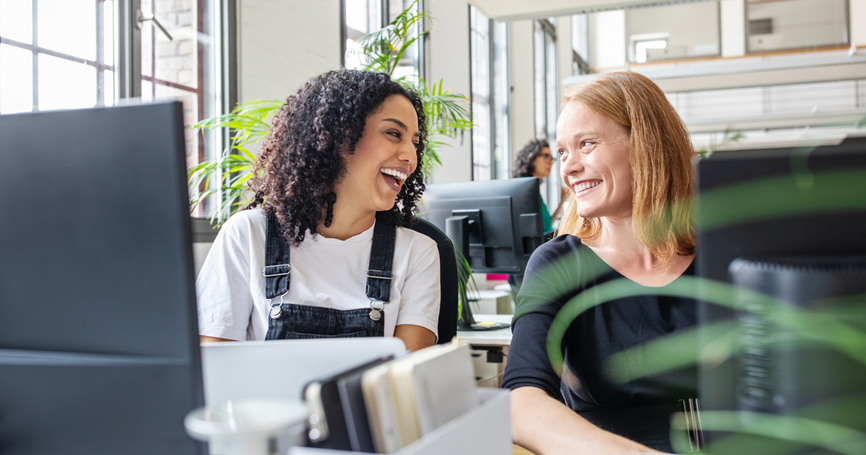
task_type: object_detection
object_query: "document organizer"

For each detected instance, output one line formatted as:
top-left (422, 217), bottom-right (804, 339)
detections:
top-left (288, 388), bottom-right (511, 455)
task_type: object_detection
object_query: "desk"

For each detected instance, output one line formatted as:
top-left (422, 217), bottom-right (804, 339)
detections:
top-left (455, 313), bottom-right (513, 347)
top-left (456, 314), bottom-right (513, 387)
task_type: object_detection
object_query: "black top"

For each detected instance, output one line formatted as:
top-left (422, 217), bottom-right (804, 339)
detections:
top-left (502, 235), bottom-right (698, 452)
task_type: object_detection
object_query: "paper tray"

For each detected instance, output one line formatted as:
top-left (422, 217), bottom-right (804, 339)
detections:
top-left (289, 388), bottom-right (511, 455)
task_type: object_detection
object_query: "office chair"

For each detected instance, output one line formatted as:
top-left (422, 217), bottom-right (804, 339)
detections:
top-left (406, 218), bottom-right (459, 344)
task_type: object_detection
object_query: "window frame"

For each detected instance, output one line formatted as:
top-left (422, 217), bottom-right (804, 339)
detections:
top-left (491, 20), bottom-right (511, 181)
top-left (0, 0), bottom-right (115, 112)
top-left (0, 0), bottom-right (236, 222)
top-left (534, 18), bottom-right (560, 212)
top-left (571, 13), bottom-right (590, 76)
top-left (121, 0), bottom-right (235, 221)
top-left (468, 7), bottom-right (511, 182)
top-left (469, 4), bottom-right (492, 181)
top-left (341, 0), bottom-right (425, 77)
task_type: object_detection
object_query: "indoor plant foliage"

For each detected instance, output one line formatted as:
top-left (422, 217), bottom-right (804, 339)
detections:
top-left (188, 1), bottom-right (471, 227)
top-left (187, 99), bottom-right (281, 223)
top-left (348, 2), bottom-right (473, 172)
top-left (696, 125), bottom-right (744, 159)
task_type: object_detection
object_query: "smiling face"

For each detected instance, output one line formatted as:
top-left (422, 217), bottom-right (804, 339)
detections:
top-left (336, 94), bottom-right (420, 214)
top-left (531, 147), bottom-right (554, 178)
top-left (556, 101), bottom-right (633, 220)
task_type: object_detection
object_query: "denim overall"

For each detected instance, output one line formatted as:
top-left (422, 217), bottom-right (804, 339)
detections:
top-left (263, 212), bottom-right (397, 340)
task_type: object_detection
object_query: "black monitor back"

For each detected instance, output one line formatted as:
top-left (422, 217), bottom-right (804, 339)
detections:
top-left (422, 177), bottom-right (543, 274)
top-left (0, 102), bottom-right (204, 454)
top-left (697, 144), bottom-right (866, 282)
top-left (696, 145), bottom-right (866, 451)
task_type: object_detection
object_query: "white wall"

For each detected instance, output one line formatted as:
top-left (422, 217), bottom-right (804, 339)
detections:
top-left (627, 2), bottom-right (720, 60)
top-left (556, 15), bottom-right (572, 109)
top-left (589, 10), bottom-right (625, 69)
top-left (851, 0), bottom-right (866, 46)
top-left (426, 0), bottom-right (473, 183)
top-left (747, 0), bottom-right (848, 52)
top-left (509, 20), bottom-right (536, 157)
top-left (721, 0), bottom-right (745, 57)
top-left (585, 0), bottom-right (863, 69)
top-left (237, 0), bottom-right (342, 102)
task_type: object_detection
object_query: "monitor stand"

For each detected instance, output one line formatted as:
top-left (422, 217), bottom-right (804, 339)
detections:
top-left (446, 215), bottom-right (511, 331)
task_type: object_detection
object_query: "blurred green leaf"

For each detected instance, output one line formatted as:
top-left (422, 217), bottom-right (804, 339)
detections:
top-left (672, 410), bottom-right (866, 455)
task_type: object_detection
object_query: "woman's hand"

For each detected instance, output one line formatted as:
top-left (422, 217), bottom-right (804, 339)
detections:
top-left (511, 387), bottom-right (661, 455)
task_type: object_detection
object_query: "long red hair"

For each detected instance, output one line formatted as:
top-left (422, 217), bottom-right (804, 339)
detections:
top-left (558, 72), bottom-right (695, 264)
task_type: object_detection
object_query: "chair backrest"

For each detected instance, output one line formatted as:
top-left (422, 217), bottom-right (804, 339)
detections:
top-left (406, 218), bottom-right (458, 344)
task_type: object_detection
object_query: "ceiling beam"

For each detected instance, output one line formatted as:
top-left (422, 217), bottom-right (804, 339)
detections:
top-left (470, 0), bottom-right (718, 21)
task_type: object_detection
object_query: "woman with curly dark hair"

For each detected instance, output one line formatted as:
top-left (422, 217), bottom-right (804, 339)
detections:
top-left (196, 70), bottom-right (440, 351)
top-left (513, 139), bottom-right (568, 234)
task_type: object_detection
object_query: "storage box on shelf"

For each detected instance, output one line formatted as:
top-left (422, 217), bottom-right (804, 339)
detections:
top-left (288, 388), bottom-right (512, 455)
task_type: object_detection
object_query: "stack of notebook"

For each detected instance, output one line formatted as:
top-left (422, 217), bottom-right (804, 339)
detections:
top-left (301, 340), bottom-right (478, 454)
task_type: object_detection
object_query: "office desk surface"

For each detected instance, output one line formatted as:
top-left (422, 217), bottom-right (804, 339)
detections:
top-left (455, 314), bottom-right (513, 346)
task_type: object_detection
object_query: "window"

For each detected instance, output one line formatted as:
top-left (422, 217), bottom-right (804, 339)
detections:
top-left (387, 0), bottom-right (422, 79)
top-left (0, 0), bottom-right (114, 113)
top-left (746, 0), bottom-right (849, 53)
top-left (343, 0), bottom-right (423, 78)
top-left (0, 0), bottom-right (230, 218)
top-left (344, 0), bottom-right (384, 69)
top-left (491, 20), bottom-right (510, 181)
top-left (626, 1), bottom-right (720, 63)
top-left (571, 14), bottom-right (590, 75)
top-left (469, 6), bottom-right (510, 181)
top-left (470, 5), bottom-right (491, 181)
top-left (534, 18), bottom-right (560, 211)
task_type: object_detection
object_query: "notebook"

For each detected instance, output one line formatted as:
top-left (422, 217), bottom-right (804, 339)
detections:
top-left (361, 362), bottom-right (404, 453)
top-left (303, 355), bottom-right (394, 452)
top-left (376, 340), bottom-right (478, 448)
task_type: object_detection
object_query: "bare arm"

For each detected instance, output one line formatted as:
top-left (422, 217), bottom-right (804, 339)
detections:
top-left (394, 324), bottom-right (436, 351)
top-left (200, 335), bottom-right (233, 343)
top-left (511, 387), bottom-right (660, 455)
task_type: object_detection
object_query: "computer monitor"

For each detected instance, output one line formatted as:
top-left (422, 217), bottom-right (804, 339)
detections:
top-left (0, 102), bottom-right (204, 455)
top-left (695, 143), bottom-right (866, 451)
top-left (422, 177), bottom-right (545, 330)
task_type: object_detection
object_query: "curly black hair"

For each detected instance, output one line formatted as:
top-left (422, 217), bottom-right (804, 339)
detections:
top-left (245, 69), bottom-right (428, 246)
top-left (512, 139), bottom-right (550, 178)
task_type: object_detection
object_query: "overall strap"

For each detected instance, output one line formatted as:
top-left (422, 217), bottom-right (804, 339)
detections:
top-left (263, 212), bottom-right (291, 299)
top-left (366, 212), bottom-right (398, 302)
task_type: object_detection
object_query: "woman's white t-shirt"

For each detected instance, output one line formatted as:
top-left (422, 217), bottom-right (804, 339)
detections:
top-left (196, 209), bottom-right (441, 341)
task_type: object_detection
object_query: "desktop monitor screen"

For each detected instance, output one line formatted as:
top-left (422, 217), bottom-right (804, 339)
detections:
top-left (695, 144), bottom-right (866, 451)
top-left (421, 177), bottom-right (544, 275)
top-left (0, 102), bottom-right (204, 455)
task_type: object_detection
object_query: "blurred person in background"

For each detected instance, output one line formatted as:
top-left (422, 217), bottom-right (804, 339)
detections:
top-left (512, 139), bottom-right (569, 235)
top-left (508, 139), bottom-right (570, 297)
